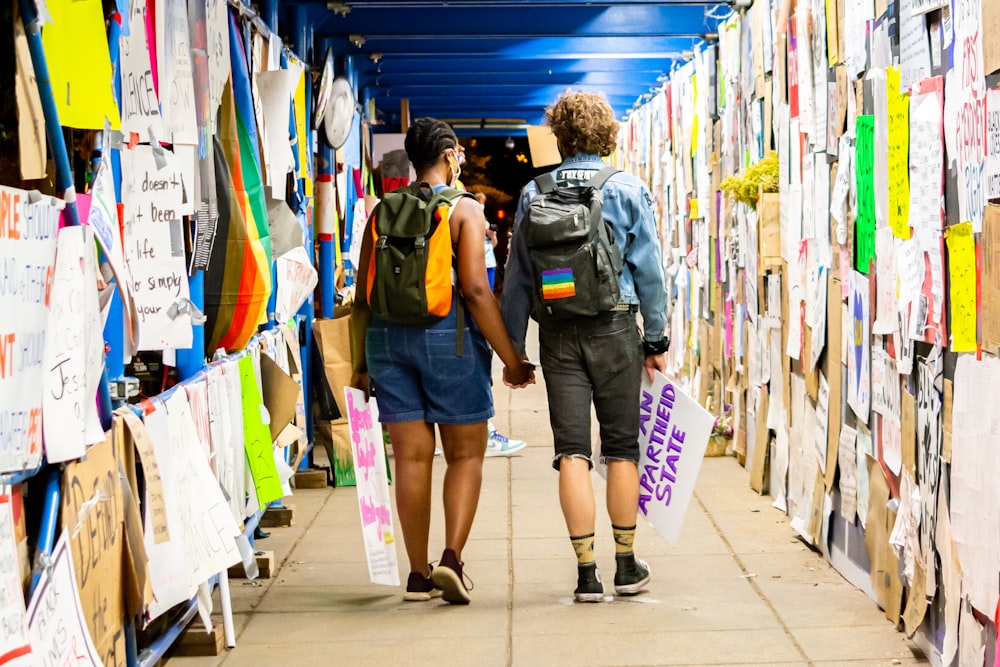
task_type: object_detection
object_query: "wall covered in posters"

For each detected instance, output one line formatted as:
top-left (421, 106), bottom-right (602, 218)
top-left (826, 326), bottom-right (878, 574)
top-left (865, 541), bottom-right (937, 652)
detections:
top-left (617, 0), bottom-right (1000, 661)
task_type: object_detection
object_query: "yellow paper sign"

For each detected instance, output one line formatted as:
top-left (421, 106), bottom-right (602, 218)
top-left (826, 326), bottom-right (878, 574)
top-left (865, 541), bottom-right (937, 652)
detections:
top-left (41, 0), bottom-right (121, 130)
top-left (946, 222), bottom-right (977, 352)
top-left (887, 67), bottom-right (910, 241)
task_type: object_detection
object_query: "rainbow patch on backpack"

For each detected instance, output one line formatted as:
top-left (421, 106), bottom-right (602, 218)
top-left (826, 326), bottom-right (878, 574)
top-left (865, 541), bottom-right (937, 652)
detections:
top-left (541, 268), bottom-right (576, 299)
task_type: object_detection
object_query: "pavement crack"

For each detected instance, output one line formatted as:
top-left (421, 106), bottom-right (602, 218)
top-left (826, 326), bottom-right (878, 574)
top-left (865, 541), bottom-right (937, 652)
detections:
top-left (694, 491), bottom-right (813, 666)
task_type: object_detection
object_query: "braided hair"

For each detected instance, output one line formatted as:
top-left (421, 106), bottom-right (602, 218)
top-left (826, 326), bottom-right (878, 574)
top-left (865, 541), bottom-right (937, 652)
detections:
top-left (405, 118), bottom-right (458, 171)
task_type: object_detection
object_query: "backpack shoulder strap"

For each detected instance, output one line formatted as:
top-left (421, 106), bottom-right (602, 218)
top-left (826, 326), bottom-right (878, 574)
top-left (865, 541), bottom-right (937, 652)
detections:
top-left (586, 166), bottom-right (620, 189)
top-left (532, 171), bottom-right (558, 194)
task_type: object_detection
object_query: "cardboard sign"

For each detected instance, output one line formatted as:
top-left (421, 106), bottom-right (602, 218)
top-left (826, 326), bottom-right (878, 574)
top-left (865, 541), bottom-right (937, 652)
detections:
top-left (26, 533), bottom-right (102, 667)
top-left (0, 187), bottom-right (61, 474)
top-left (61, 430), bottom-right (126, 667)
top-left (636, 371), bottom-right (715, 544)
top-left (343, 388), bottom-right (399, 586)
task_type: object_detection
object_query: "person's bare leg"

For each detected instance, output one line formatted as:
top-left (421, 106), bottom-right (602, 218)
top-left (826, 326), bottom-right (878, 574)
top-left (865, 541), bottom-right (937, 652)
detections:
top-left (388, 420), bottom-right (437, 576)
top-left (437, 421), bottom-right (488, 559)
top-left (606, 459), bottom-right (640, 527)
top-left (559, 456), bottom-right (596, 538)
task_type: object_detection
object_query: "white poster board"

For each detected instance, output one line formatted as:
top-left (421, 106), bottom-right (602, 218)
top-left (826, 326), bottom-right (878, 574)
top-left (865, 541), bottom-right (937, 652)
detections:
top-left (121, 145), bottom-right (193, 351)
top-left (343, 388), bottom-right (400, 586)
top-left (637, 371), bottom-right (715, 544)
top-left (0, 187), bottom-right (61, 474)
top-left (26, 533), bottom-right (102, 666)
top-left (42, 225), bottom-right (106, 463)
top-left (0, 492), bottom-right (32, 666)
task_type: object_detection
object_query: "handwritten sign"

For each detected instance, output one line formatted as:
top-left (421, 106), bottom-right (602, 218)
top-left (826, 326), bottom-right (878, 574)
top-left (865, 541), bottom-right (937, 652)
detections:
top-left (122, 146), bottom-right (193, 351)
top-left (909, 80), bottom-right (945, 238)
top-left (142, 394), bottom-right (242, 621)
top-left (161, 392), bottom-right (241, 586)
top-left (26, 533), bottom-right (102, 667)
top-left (899, 0), bottom-right (932, 91)
top-left (42, 225), bottom-right (105, 463)
top-left (344, 388), bottom-right (399, 586)
top-left (238, 355), bottom-right (283, 506)
top-left (886, 68), bottom-right (911, 240)
top-left (115, 408), bottom-right (170, 544)
top-left (945, 222), bottom-right (978, 352)
top-left (206, 0), bottom-right (230, 133)
top-left (943, 0), bottom-right (986, 232)
top-left (0, 493), bottom-right (32, 666)
top-left (86, 160), bottom-right (139, 356)
top-left (0, 187), bottom-right (61, 474)
top-left (156, 0), bottom-right (198, 145)
top-left (118, 0), bottom-right (162, 136)
top-left (636, 371), bottom-right (715, 544)
top-left (985, 89), bottom-right (1000, 200)
top-left (855, 115), bottom-right (876, 272)
top-left (61, 430), bottom-right (126, 667)
top-left (275, 247), bottom-right (318, 322)
top-left (848, 271), bottom-right (871, 424)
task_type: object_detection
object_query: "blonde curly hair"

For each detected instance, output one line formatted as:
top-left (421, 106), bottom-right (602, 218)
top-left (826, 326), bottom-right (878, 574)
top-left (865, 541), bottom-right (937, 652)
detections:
top-left (545, 91), bottom-right (619, 158)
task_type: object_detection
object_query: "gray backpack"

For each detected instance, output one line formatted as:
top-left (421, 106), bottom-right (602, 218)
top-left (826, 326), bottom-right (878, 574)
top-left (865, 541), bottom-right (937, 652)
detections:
top-left (523, 166), bottom-right (623, 321)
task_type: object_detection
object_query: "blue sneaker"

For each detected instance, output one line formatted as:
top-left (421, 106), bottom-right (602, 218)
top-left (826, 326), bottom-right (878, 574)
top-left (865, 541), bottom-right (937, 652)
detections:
top-left (486, 422), bottom-right (526, 457)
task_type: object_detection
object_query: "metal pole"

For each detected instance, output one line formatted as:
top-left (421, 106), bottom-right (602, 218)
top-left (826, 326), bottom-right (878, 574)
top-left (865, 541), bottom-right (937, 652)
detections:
top-left (17, 0), bottom-right (80, 226)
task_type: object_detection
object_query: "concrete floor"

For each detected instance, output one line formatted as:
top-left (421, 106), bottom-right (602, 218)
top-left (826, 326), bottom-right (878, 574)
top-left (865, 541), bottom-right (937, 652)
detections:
top-left (168, 335), bottom-right (928, 667)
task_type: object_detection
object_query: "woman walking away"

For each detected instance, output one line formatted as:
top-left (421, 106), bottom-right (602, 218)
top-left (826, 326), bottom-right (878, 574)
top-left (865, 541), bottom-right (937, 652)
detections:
top-left (350, 118), bottom-right (534, 604)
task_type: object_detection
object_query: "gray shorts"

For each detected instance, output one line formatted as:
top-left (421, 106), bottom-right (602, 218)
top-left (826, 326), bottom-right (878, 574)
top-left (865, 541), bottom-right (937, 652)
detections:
top-left (538, 309), bottom-right (643, 469)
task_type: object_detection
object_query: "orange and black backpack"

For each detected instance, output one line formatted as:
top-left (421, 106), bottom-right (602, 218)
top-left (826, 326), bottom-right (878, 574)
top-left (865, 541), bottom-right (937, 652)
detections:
top-left (365, 183), bottom-right (474, 346)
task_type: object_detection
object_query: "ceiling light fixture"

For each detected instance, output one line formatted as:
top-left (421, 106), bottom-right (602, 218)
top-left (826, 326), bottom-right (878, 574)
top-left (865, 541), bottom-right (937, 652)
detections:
top-left (505, 137), bottom-right (515, 150)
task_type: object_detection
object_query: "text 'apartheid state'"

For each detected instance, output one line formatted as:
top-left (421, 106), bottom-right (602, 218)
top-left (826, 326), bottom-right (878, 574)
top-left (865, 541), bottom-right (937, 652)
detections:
top-left (638, 382), bottom-right (687, 513)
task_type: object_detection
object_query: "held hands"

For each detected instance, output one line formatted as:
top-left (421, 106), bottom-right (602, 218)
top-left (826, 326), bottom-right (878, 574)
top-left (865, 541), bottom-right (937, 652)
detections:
top-left (502, 359), bottom-right (535, 388)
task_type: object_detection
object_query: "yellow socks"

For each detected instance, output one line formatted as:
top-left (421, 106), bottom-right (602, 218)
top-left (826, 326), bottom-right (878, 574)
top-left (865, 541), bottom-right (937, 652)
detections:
top-left (569, 533), bottom-right (595, 564)
top-left (612, 524), bottom-right (636, 554)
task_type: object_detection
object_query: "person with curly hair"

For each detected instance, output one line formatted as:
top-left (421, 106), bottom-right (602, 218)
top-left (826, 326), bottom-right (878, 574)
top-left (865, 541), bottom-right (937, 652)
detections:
top-left (501, 91), bottom-right (669, 602)
top-left (351, 118), bottom-right (535, 604)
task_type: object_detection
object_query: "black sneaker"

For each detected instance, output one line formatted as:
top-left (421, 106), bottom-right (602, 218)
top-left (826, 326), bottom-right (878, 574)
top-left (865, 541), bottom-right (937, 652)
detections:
top-left (403, 569), bottom-right (441, 602)
top-left (614, 552), bottom-right (651, 596)
top-left (574, 562), bottom-right (605, 603)
top-left (431, 548), bottom-right (472, 604)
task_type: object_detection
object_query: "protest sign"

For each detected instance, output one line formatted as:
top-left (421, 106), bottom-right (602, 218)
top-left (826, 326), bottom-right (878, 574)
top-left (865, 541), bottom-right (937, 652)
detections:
top-left (119, 0), bottom-right (162, 137)
top-left (26, 533), bottom-right (102, 667)
top-left (142, 392), bottom-right (242, 622)
top-left (42, 225), bottom-right (105, 463)
top-left (238, 355), bottom-right (284, 506)
top-left (61, 430), bottom-right (126, 666)
top-left (848, 271), bottom-right (872, 423)
top-left (343, 388), bottom-right (399, 586)
top-left (0, 187), bottom-right (61, 475)
top-left (0, 492), bottom-right (32, 667)
top-left (275, 247), bottom-right (318, 322)
top-left (121, 145), bottom-right (193, 351)
top-left (636, 372), bottom-right (715, 544)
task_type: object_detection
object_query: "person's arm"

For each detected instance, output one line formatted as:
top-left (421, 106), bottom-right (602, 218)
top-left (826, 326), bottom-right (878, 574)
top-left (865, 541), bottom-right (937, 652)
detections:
top-left (349, 214), bottom-right (375, 392)
top-left (499, 188), bottom-right (535, 355)
top-left (452, 197), bottom-right (534, 386)
top-left (624, 183), bottom-right (669, 380)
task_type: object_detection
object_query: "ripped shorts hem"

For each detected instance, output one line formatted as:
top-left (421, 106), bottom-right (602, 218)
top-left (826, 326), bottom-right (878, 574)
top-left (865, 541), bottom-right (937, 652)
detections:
top-left (551, 453), bottom-right (593, 471)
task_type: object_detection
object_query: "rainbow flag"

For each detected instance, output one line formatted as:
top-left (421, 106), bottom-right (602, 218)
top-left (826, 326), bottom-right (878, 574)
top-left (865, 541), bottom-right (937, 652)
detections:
top-left (541, 268), bottom-right (576, 300)
top-left (203, 10), bottom-right (272, 353)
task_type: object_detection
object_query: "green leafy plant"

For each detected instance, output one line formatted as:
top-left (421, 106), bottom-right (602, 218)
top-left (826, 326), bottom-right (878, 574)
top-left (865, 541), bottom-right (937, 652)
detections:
top-left (719, 152), bottom-right (779, 208)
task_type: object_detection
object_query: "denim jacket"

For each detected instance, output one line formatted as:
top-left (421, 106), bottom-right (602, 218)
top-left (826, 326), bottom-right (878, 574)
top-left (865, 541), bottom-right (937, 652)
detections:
top-left (501, 154), bottom-right (668, 354)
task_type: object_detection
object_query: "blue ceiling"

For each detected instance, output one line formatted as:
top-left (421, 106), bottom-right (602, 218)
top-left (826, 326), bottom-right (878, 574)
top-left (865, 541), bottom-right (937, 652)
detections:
top-left (276, 0), bottom-right (723, 133)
